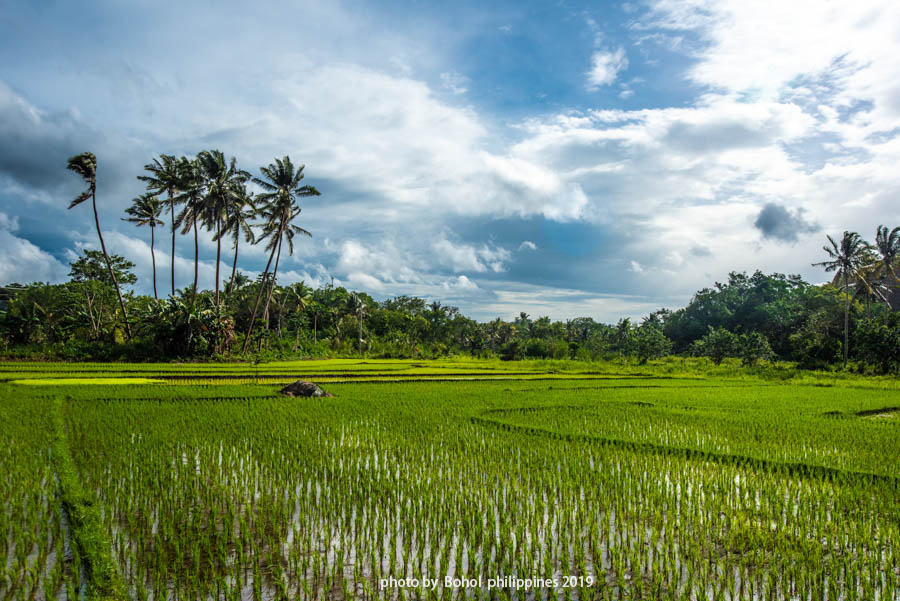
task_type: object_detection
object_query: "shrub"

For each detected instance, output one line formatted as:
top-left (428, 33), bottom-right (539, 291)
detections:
top-left (738, 332), bottom-right (774, 366)
top-left (691, 327), bottom-right (738, 365)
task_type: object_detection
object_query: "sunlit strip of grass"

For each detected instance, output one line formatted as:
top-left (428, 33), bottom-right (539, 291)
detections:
top-left (11, 378), bottom-right (166, 386)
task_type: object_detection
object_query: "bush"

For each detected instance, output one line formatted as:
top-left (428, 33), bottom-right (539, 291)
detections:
top-left (854, 319), bottom-right (900, 374)
top-left (632, 326), bottom-right (672, 364)
top-left (738, 332), bottom-right (773, 366)
top-left (690, 327), bottom-right (738, 365)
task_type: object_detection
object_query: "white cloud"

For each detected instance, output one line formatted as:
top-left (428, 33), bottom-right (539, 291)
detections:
top-left (440, 72), bottom-right (469, 95)
top-left (586, 48), bottom-right (628, 89)
top-left (432, 237), bottom-right (512, 274)
top-left (470, 281), bottom-right (663, 322)
top-left (647, 0), bottom-right (900, 130)
top-left (518, 240), bottom-right (537, 251)
top-left (442, 275), bottom-right (478, 292)
top-left (0, 212), bottom-right (69, 284)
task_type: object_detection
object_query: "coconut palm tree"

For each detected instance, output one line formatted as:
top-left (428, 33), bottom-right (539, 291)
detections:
top-left (219, 183), bottom-right (257, 301)
top-left (873, 225), bottom-right (900, 324)
top-left (813, 231), bottom-right (871, 367)
top-left (138, 154), bottom-right (182, 296)
top-left (241, 156), bottom-right (320, 353)
top-left (286, 282), bottom-right (312, 350)
top-left (173, 157), bottom-right (204, 296)
top-left (123, 193), bottom-right (165, 300)
top-left (66, 152), bottom-right (132, 339)
top-left (349, 292), bottom-right (367, 354)
top-left (254, 203), bottom-right (311, 349)
top-left (196, 150), bottom-right (250, 309)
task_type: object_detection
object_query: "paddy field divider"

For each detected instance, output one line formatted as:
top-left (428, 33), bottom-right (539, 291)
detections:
top-left (50, 396), bottom-right (126, 601)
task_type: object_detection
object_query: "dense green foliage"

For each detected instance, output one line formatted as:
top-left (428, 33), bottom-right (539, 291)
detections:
top-left (0, 150), bottom-right (898, 372)
top-left (3, 268), bottom-right (898, 372)
top-left (2, 359), bottom-right (898, 600)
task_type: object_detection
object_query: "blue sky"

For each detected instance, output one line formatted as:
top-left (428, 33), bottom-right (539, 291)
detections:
top-left (1, 0), bottom-right (899, 321)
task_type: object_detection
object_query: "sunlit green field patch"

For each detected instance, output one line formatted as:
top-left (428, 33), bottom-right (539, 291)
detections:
top-left (11, 377), bottom-right (167, 386)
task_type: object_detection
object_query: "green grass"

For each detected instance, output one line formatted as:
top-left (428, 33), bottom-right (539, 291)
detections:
top-left (2, 358), bottom-right (899, 600)
top-left (11, 377), bottom-right (166, 386)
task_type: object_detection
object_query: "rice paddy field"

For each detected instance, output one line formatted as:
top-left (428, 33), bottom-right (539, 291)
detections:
top-left (1, 358), bottom-right (899, 601)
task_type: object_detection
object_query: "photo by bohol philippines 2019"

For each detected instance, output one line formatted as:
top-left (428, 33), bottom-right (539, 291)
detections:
top-left (1, 1), bottom-right (899, 600)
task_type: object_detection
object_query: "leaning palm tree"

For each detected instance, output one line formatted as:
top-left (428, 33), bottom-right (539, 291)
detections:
top-left (138, 154), bottom-right (182, 296)
top-left (66, 152), bottom-right (132, 339)
top-left (122, 193), bottom-right (165, 300)
top-left (218, 182), bottom-right (256, 302)
top-left (241, 157), bottom-right (320, 353)
top-left (255, 203), bottom-right (311, 347)
top-left (873, 225), bottom-right (900, 324)
top-left (173, 157), bottom-right (205, 295)
top-left (196, 150), bottom-right (250, 308)
top-left (813, 231), bottom-right (871, 367)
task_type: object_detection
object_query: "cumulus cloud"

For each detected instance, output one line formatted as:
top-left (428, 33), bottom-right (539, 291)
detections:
top-left (442, 275), bottom-right (478, 292)
top-left (646, 0), bottom-right (900, 130)
top-left (0, 212), bottom-right (69, 284)
top-left (518, 240), bottom-right (537, 251)
top-left (587, 48), bottom-right (628, 89)
top-left (753, 203), bottom-right (821, 243)
top-left (432, 237), bottom-right (511, 273)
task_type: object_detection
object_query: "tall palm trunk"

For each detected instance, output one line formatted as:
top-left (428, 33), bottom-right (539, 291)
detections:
top-left (150, 223), bottom-right (158, 301)
top-left (215, 217), bottom-right (222, 309)
top-left (886, 284), bottom-right (893, 326)
top-left (257, 235), bottom-right (284, 351)
top-left (92, 190), bottom-right (132, 339)
top-left (260, 234), bottom-right (283, 336)
top-left (169, 191), bottom-right (176, 297)
top-left (241, 223), bottom-right (283, 353)
top-left (843, 270), bottom-right (849, 368)
top-left (228, 232), bottom-right (239, 299)
top-left (192, 220), bottom-right (199, 295)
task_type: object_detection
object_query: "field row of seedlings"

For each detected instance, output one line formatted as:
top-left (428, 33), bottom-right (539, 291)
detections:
top-left (486, 385), bottom-right (900, 476)
top-left (61, 380), bottom-right (900, 601)
top-left (0, 359), bottom-right (565, 380)
top-left (0, 394), bottom-right (73, 601)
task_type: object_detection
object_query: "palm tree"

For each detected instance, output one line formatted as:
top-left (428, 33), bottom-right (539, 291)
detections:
top-left (196, 150), bottom-right (250, 309)
top-left (850, 260), bottom-right (880, 320)
top-left (173, 157), bottom-right (204, 296)
top-left (349, 292), bottom-right (367, 354)
top-left (66, 152), bottom-right (132, 339)
top-left (873, 225), bottom-right (900, 324)
top-left (220, 183), bottom-right (256, 301)
top-left (122, 193), bottom-right (165, 300)
top-left (241, 157), bottom-right (320, 353)
top-left (138, 154), bottom-right (182, 296)
top-left (286, 282), bottom-right (312, 350)
top-left (813, 231), bottom-right (870, 367)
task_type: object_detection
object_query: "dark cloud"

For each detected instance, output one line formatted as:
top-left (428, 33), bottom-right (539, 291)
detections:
top-left (753, 202), bottom-right (820, 243)
top-left (0, 83), bottom-right (104, 193)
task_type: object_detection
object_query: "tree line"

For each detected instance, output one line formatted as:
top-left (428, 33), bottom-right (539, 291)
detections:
top-left (0, 151), bottom-right (897, 371)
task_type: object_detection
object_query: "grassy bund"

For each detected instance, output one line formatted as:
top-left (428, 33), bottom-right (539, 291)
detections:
top-left (1, 358), bottom-right (898, 600)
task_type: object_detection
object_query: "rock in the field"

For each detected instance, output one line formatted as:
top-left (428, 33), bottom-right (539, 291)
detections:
top-left (279, 380), bottom-right (333, 398)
